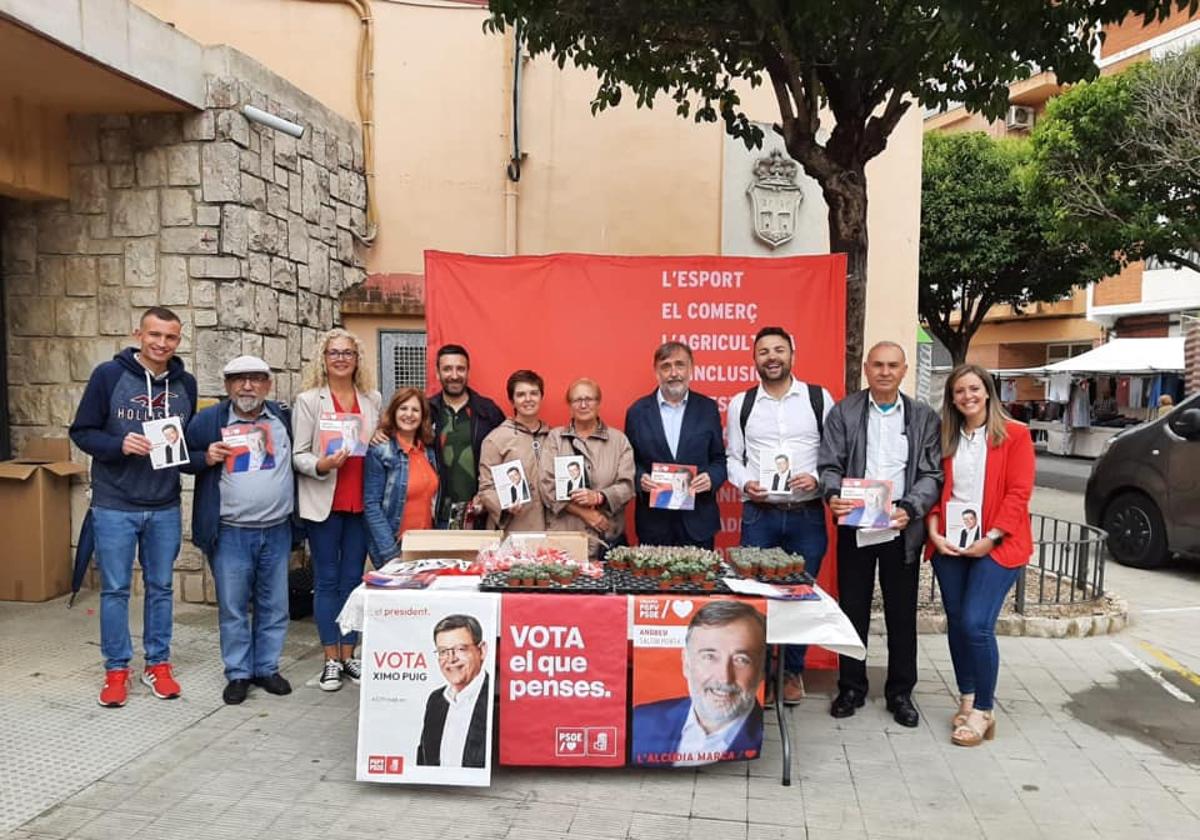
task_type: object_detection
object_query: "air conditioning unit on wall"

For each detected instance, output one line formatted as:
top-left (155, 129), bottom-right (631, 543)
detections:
top-left (1005, 105), bottom-right (1035, 131)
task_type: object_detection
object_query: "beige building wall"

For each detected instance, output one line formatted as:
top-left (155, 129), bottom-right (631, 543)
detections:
top-left (136, 0), bottom-right (920, 390)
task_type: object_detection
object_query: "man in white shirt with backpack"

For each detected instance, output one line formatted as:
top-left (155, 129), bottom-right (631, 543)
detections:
top-left (726, 326), bottom-right (834, 705)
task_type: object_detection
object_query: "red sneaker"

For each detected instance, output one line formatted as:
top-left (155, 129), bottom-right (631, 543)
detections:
top-left (141, 663), bottom-right (182, 699)
top-left (98, 669), bottom-right (130, 707)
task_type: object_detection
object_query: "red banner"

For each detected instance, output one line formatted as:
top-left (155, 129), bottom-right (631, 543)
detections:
top-left (630, 595), bottom-right (767, 767)
top-left (426, 251), bottom-right (845, 668)
top-left (498, 594), bottom-right (628, 766)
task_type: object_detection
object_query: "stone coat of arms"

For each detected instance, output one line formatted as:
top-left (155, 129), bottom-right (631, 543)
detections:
top-left (747, 149), bottom-right (803, 248)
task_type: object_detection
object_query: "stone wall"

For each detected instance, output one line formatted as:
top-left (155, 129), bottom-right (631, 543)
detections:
top-left (1, 48), bottom-right (367, 603)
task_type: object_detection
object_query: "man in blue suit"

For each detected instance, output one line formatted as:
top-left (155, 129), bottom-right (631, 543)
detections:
top-left (632, 600), bottom-right (766, 766)
top-left (623, 342), bottom-right (728, 548)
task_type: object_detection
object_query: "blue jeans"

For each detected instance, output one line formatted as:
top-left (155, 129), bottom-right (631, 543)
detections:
top-left (306, 512), bottom-right (368, 647)
top-left (740, 502), bottom-right (828, 675)
top-left (92, 505), bottom-right (182, 671)
top-left (212, 522), bottom-right (292, 680)
top-left (932, 554), bottom-right (1022, 711)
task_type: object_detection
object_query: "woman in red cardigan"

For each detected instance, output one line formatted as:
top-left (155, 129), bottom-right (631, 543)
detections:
top-left (926, 364), bottom-right (1034, 747)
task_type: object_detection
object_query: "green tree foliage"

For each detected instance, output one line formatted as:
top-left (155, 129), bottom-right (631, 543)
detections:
top-left (1031, 45), bottom-right (1200, 276)
top-left (921, 133), bottom-right (1094, 366)
top-left (485, 0), bottom-right (1195, 391)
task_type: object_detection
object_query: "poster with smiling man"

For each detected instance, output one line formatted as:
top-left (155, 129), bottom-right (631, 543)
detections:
top-left (356, 590), bottom-right (499, 786)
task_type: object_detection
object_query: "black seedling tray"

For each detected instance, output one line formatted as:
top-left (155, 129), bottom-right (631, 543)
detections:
top-left (479, 571), bottom-right (612, 594)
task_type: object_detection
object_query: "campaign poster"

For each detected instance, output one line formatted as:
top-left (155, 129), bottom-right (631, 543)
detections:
top-left (356, 590), bottom-right (499, 786)
top-left (498, 594), bottom-right (627, 767)
top-left (630, 595), bottom-right (767, 767)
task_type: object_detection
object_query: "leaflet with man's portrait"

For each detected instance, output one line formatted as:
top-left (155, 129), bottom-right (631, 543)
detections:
top-left (492, 459), bottom-right (531, 511)
top-left (837, 478), bottom-right (894, 529)
top-left (554, 455), bottom-right (587, 501)
top-left (318, 411), bottom-right (368, 457)
top-left (356, 590), bottom-right (499, 786)
top-left (143, 416), bottom-right (188, 471)
top-left (221, 421), bottom-right (277, 473)
top-left (758, 446), bottom-right (794, 496)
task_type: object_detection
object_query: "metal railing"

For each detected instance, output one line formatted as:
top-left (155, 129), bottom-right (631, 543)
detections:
top-left (922, 514), bottom-right (1108, 614)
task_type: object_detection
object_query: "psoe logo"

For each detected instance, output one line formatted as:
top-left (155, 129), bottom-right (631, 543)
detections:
top-left (555, 727), bottom-right (587, 757)
top-left (367, 754), bottom-right (404, 774)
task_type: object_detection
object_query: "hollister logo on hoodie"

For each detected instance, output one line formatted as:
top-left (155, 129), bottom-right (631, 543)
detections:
top-left (118, 389), bottom-right (184, 421)
top-left (69, 347), bottom-right (199, 511)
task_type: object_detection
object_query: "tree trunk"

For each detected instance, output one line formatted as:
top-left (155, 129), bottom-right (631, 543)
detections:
top-left (822, 168), bottom-right (869, 396)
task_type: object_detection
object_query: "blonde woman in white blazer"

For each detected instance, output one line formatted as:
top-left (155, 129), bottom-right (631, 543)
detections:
top-left (292, 328), bottom-right (381, 692)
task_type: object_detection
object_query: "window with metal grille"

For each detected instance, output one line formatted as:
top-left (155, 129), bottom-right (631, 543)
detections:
top-left (379, 331), bottom-right (426, 404)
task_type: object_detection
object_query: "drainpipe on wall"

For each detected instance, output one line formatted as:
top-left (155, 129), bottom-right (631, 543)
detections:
top-left (503, 22), bottom-right (524, 256)
top-left (0, 206), bottom-right (11, 460)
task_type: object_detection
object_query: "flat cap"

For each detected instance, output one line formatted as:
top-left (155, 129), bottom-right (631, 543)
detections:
top-left (222, 355), bottom-right (271, 376)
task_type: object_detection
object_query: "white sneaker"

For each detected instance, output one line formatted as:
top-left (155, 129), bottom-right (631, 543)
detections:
top-left (342, 658), bottom-right (362, 684)
top-left (318, 659), bottom-right (343, 692)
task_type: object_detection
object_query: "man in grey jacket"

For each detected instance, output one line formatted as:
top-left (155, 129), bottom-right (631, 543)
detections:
top-left (818, 341), bottom-right (942, 727)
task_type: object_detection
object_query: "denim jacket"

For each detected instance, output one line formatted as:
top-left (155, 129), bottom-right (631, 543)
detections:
top-left (363, 438), bottom-right (439, 566)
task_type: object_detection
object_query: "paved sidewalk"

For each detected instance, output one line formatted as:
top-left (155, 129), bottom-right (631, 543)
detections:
top-left (2, 489), bottom-right (1198, 839)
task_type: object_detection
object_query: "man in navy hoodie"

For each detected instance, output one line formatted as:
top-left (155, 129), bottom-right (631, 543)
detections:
top-left (70, 307), bottom-right (199, 708)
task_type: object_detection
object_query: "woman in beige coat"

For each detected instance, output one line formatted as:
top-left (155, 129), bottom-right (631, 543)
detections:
top-left (539, 377), bottom-right (635, 559)
top-left (292, 328), bottom-right (381, 692)
top-left (478, 370), bottom-right (552, 533)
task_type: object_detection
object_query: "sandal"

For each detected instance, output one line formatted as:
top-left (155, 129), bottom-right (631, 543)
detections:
top-left (951, 710), bottom-right (995, 747)
top-left (951, 693), bottom-right (975, 730)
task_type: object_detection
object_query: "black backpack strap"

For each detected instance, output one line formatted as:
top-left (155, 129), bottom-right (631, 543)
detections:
top-left (738, 386), bottom-right (757, 466)
top-left (807, 383), bottom-right (825, 438)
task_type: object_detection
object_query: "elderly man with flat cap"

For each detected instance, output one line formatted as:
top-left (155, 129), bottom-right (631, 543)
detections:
top-left (186, 356), bottom-right (297, 705)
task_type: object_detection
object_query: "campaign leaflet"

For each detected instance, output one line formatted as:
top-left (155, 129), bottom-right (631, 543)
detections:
top-left (946, 502), bottom-right (983, 550)
top-left (758, 447), bottom-right (794, 496)
top-left (143, 416), bottom-right (188, 471)
top-left (356, 590), bottom-right (499, 786)
top-left (553, 455), bottom-right (586, 501)
top-left (221, 421), bottom-right (277, 473)
top-left (318, 411), bottom-right (368, 457)
top-left (648, 463), bottom-right (697, 511)
top-left (498, 594), bottom-right (627, 766)
top-left (837, 478), bottom-right (894, 529)
top-left (630, 595), bottom-right (766, 767)
top-left (491, 459), bottom-right (530, 511)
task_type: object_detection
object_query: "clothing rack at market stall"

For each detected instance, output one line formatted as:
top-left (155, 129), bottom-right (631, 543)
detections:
top-left (989, 338), bottom-right (1186, 457)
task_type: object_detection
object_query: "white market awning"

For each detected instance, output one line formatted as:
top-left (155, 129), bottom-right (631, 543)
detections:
top-left (979, 337), bottom-right (1186, 378)
top-left (1041, 337), bottom-right (1184, 375)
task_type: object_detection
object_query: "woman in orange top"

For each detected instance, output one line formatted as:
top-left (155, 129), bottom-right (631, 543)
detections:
top-left (926, 364), bottom-right (1035, 747)
top-left (363, 387), bottom-right (440, 566)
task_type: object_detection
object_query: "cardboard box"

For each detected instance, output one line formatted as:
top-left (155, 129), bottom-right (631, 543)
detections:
top-left (0, 438), bottom-right (86, 601)
top-left (400, 530), bottom-right (504, 564)
top-left (509, 531), bottom-right (591, 564)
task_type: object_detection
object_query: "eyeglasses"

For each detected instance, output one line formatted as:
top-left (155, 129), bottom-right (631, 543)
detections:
top-left (435, 644), bottom-right (476, 660)
top-left (225, 373), bottom-right (269, 385)
top-left (570, 396), bottom-right (598, 405)
top-left (325, 349), bottom-right (358, 360)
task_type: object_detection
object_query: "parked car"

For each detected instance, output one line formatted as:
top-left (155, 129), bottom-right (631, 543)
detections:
top-left (1085, 392), bottom-right (1200, 568)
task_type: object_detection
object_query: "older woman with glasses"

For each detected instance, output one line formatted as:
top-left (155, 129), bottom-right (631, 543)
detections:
top-left (539, 377), bottom-right (635, 559)
top-left (293, 328), bottom-right (381, 692)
